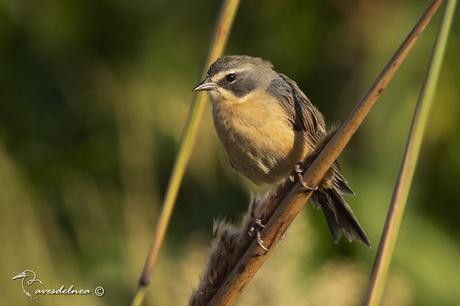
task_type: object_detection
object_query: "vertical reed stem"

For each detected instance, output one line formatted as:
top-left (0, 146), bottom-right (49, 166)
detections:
top-left (364, 1), bottom-right (456, 305)
top-left (130, 1), bottom-right (240, 305)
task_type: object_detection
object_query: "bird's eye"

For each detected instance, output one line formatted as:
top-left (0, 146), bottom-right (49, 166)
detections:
top-left (225, 73), bottom-right (236, 83)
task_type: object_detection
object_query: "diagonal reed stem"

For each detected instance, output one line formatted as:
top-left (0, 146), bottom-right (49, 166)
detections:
top-left (130, 1), bottom-right (240, 305)
top-left (204, 1), bottom-right (442, 305)
top-left (364, 1), bottom-right (456, 305)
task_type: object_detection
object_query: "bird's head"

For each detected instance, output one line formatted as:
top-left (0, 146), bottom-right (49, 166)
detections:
top-left (193, 55), bottom-right (277, 103)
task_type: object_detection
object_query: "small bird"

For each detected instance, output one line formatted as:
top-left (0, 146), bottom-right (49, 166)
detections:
top-left (193, 55), bottom-right (370, 247)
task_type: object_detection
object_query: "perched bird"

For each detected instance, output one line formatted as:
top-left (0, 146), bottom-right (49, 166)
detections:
top-left (193, 55), bottom-right (370, 247)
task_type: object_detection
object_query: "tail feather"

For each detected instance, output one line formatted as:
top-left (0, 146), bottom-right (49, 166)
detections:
top-left (334, 178), bottom-right (355, 196)
top-left (312, 187), bottom-right (370, 247)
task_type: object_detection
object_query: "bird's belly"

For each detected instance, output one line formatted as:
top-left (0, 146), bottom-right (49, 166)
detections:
top-left (213, 101), bottom-right (308, 184)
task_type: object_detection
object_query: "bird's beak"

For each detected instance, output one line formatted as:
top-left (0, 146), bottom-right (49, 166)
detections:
top-left (193, 77), bottom-right (217, 91)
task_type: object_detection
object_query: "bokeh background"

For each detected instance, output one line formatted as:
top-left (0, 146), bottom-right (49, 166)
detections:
top-left (1, 1), bottom-right (459, 305)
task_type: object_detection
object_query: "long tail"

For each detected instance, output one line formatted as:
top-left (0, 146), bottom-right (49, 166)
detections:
top-left (311, 186), bottom-right (370, 247)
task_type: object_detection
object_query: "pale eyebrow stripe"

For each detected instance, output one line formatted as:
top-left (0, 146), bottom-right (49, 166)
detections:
top-left (212, 66), bottom-right (252, 82)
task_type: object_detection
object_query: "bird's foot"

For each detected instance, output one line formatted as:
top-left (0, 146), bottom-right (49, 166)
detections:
top-left (248, 218), bottom-right (269, 251)
top-left (289, 163), bottom-right (318, 192)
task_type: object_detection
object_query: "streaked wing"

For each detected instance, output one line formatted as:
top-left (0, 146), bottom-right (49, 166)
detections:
top-left (268, 73), bottom-right (354, 195)
top-left (267, 73), bottom-right (326, 148)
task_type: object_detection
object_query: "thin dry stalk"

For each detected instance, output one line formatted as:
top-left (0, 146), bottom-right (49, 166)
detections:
top-left (130, 1), bottom-right (240, 306)
top-left (188, 1), bottom-right (443, 305)
top-left (364, 1), bottom-right (456, 305)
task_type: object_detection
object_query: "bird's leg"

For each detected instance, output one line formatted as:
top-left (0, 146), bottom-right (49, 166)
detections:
top-left (248, 218), bottom-right (269, 251)
top-left (289, 163), bottom-right (318, 192)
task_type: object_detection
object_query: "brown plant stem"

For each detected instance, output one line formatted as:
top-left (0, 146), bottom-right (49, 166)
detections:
top-left (204, 1), bottom-right (442, 305)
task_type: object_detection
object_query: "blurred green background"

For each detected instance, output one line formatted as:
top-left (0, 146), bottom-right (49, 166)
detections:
top-left (1, 1), bottom-right (459, 305)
